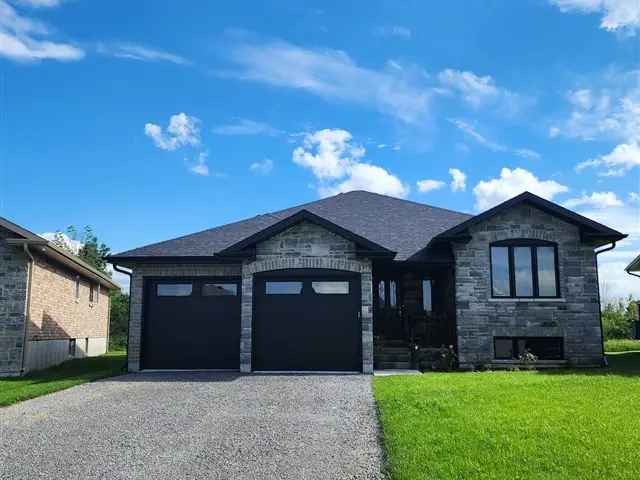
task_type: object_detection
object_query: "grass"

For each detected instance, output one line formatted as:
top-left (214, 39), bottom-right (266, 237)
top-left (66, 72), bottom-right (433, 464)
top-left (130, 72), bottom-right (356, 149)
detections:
top-left (0, 350), bottom-right (126, 407)
top-left (373, 352), bottom-right (640, 480)
top-left (605, 338), bottom-right (640, 352)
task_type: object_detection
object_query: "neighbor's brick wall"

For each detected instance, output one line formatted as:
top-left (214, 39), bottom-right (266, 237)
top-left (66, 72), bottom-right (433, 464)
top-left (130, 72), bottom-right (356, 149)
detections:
top-left (243, 220), bottom-right (374, 373)
top-left (453, 203), bottom-right (602, 367)
top-left (27, 253), bottom-right (110, 341)
top-left (0, 227), bottom-right (28, 376)
top-left (127, 263), bottom-right (242, 372)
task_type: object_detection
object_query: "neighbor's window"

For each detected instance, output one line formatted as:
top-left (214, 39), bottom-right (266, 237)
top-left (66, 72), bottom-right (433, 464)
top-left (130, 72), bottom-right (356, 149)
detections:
top-left (157, 283), bottom-right (193, 297)
top-left (96, 284), bottom-right (100, 304)
top-left (202, 283), bottom-right (238, 296)
top-left (422, 279), bottom-right (432, 312)
top-left (312, 281), bottom-right (349, 294)
top-left (265, 281), bottom-right (303, 294)
top-left (494, 337), bottom-right (563, 360)
top-left (75, 276), bottom-right (80, 299)
top-left (490, 241), bottom-right (559, 298)
top-left (389, 281), bottom-right (397, 308)
top-left (89, 284), bottom-right (95, 303)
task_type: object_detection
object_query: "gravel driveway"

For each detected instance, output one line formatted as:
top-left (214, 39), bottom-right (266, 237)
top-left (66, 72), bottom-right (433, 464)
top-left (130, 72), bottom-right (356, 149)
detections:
top-left (0, 372), bottom-right (386, 479)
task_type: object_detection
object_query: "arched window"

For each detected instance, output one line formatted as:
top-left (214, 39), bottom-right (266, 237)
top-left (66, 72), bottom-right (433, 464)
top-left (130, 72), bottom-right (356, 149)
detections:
top-left (378, 280), bottom-right (386, 306)
top-left (389, 281), bottom-right (397, 308)
top-left (490, 240), bottom-right (559, 298)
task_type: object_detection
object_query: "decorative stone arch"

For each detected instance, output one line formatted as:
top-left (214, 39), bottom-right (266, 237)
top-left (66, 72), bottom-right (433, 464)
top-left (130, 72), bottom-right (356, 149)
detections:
top-left (240, 256), bottom-right (374, 373)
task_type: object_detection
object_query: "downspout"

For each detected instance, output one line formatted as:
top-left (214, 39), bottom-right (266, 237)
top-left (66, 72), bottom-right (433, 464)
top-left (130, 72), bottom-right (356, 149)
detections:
top-left (20, 244), bottom-right (35, 375)
top-left (595, 241), bottom-right (617, 367)
top-left (112, 264), bottom-right (132, 372)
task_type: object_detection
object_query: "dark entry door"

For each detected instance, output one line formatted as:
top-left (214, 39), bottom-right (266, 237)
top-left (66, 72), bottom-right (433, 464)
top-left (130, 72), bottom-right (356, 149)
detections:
top-left (142, 277), bottom-right (240, 370)
top-left (253, 269), bottom-right (361, 371)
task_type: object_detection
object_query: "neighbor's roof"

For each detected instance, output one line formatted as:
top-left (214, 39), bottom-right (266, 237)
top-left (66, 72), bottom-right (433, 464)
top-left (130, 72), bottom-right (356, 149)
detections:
top-left (626, 254), bottom-right (640, 274)
top-left (0, 217), bottom-right (119, 290)
top-left (109, 190), bottom-right (473, 262)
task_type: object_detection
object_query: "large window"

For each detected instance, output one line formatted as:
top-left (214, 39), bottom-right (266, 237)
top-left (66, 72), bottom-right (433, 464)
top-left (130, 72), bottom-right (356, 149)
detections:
top-left (494, 337), bottom-right (564, 360)
top-left (490, 241), bottom-right (559, 298)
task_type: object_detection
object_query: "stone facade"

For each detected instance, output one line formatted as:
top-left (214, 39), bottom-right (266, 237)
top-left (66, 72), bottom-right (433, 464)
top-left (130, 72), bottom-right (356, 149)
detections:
top-left (453, 204), bottom-right (602, 368)
top-left (127, 263), bottom-right (242, 372)
top-left (127, 221), bottom-right (374, 373)
top-left (0, 227), bottom-right (28, 376)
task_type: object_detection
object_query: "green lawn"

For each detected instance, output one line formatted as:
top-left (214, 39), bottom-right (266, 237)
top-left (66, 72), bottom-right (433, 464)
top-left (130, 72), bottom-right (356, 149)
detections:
top-left (0, 350), bottom-right (126, 407)
top-left (605, 338), bottom-right (640, 352)
top-left (374, 352), bottom-right (640, 480)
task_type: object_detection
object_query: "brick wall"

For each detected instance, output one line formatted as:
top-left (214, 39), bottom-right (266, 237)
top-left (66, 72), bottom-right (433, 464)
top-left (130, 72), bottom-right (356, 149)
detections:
top-left (27, 253), bottom-right (110, 341)
top-left (0, 228), bottom-right (28, 376)
top-left (453, 203), bottom-right (602, 367)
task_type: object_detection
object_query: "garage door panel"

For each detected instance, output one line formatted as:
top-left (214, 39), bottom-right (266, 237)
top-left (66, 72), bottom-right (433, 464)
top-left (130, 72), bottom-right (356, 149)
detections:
top-left (253, 270), bottom-right (361, 372)
top-left (142, 278), bottom-right (240, 370)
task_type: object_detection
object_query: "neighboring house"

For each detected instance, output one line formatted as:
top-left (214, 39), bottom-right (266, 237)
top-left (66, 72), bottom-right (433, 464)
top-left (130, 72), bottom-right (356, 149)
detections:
top-left (625, 255), bottom-right (640, 340)
top-left (108, 190), bottom-right (625, 373)
top-left (0, 217), bottom-right (119, 377)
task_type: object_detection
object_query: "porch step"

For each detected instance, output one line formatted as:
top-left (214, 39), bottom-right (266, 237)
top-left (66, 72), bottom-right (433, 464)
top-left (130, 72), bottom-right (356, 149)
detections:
top-left (376, 354), bottom-right (411, 363)
top-left (377, 347), bottom-right (411, 355)
top-left (377, 361), bottom-right (412, 370)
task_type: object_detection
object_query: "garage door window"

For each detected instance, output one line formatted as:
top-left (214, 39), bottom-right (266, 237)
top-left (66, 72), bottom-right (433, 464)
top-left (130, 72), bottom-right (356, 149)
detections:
top-left (157, 284), bottom-right (192, 296)
top-left (265, 281), bottom-right (303, 294)
top-left (311, 281), bottom-right (349, 294)
top-left (202, 283), bottom-right (237, 296)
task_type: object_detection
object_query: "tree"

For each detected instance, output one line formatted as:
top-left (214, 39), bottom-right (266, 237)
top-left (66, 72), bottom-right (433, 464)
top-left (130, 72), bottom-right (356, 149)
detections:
top-left (109, 290), bottom-right (129, 351)
top-left (602, 295), bottom-right (638, 340)
top-left (52, 226), bottom-right (111, 274)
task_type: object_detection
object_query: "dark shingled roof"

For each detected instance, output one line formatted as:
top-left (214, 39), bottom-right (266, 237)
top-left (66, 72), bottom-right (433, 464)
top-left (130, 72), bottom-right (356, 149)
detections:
top-left (110, 190), bottom-right (472, 262)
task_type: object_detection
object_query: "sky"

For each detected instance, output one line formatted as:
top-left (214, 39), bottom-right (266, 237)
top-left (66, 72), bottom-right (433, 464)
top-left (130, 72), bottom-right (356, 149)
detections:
top-left (0, 0), bottom-right (638, 300)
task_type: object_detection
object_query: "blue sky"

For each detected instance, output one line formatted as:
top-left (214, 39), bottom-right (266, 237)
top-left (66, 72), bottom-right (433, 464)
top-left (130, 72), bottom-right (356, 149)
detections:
top-left (0, 0), bottom-right (638, 299)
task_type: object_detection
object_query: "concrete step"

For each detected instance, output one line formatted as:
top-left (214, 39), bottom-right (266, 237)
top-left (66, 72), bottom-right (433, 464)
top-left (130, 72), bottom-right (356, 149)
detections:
top-left (376, 347), bottom-right (411, 355)
top-left (377, 361), bottom-right (412, 369)
top-left (376, 353), bottom-right (411, 362)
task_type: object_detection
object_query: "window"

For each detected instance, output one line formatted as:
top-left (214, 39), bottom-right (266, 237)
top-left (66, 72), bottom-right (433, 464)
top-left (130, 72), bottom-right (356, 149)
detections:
top-left (96, 284), bottom-right (100, 304)
top-left (75, 276), bottom-right (80, 299)
top-left (89, 284), bottom-right (95, 303)
top-left (389, 281), bottom-right (397, 308)
top-left (265, 281), bottom-right (302, 294)
top-left (311, 281), bottom-right (349, 294)
top-left (378, 281), bottom-right (386, 306)
top-left (69, 339), bottom-right (76, 357)
top-left (157, 283), bottom-right (193, 297)
top-left (494, 337), bottom-right (564, 360)
top-left (490, 241), bottom-right (559, 298)
top-left (422, 279), bottom-right (432, 312)
top-left (203, 283), bottom-right (237, 296)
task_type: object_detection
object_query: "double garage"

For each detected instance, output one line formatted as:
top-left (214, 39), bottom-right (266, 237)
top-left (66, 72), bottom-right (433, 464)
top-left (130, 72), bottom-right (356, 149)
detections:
top-left (141, 269), bottom-right (362, 372)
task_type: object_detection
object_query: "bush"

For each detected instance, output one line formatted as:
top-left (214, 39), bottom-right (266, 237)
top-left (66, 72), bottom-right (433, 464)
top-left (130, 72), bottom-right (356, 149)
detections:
top-left (108, 290), bottom-right (129, 351)
top-left (602, 296), bottom-right (637, 340)
top-left (605, 339), bottom-right (640, 353)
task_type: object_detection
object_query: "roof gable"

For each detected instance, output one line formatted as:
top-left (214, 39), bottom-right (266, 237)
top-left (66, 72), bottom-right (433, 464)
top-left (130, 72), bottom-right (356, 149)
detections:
top-left (434, 191), bottom-right (626, 246)
top-left (217, 209), bottom-right (396, 258)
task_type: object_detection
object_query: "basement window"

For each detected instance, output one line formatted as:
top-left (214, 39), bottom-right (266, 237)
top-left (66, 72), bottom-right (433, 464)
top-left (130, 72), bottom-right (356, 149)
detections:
top-left (494, 337), bottom-right (564, 360)
top-left (265, 281), bottom-right (303, 294)
top-left (311, 281), bottom-right (349, 294)
top-left (157, 284), bottom-right (193, 297)
top-left (202, 283), bottom-right (238, 296)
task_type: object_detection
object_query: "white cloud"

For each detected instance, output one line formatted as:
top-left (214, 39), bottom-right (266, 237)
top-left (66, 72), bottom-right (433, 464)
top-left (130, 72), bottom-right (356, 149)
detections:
top-left (374, 25), bottom-right (412, 38)
top-left (416, 179), bottom-right (445, 193)
top-left (212, 118), bottom-right (280, 136)
top-left (187, 152), bottom-right (209, 176)
top-left (13, 0), bottom-right (62, 8)
top-left (437, 69), bottom-right (526, 114)
top-left (549, 0), bottom-right (640, 34)
top-left (293, 129), bottom-right (364, 180)
top-left (318, 162), bottom-right (409, 198)
top-left (449, 168), bottom-right (467, 192)
top-left (39, 231), bottom-right (82, 254)
top-left (576, 141), bottom-right (640, 176)
top-left (98, 43), bottom-right (190, 65)
top-left (249, 158), bottom-right (274, 175)
top-left (144, 113), bottom-right (200, 151)
top-left (629, 191), bottom-right (640, 202)
top-left (221, 37), bottom-right (431, 124)
top-left (293, 128), bottom-right (409, 198)
top-left (563, 191), bottom-right (624, 208)
top-left (473, 167), bottom-right (569, 211)
top-left (0, 0), bottom-right (83, 62)
top-left (449, 119), bottom-right (541, 160)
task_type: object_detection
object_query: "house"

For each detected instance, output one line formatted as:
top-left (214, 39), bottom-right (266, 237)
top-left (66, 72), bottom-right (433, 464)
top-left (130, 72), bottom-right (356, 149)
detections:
top-left (625, 255), bottom-right (640, 340)
top-left (108, 190), bottom-right (625, 373)
top-left (0, 217), bottom-right (119, 377)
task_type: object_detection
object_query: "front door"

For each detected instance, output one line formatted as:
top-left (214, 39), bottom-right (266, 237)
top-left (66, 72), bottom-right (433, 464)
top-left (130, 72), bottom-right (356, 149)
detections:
top-left (374, 277), bottom-right (405, 340)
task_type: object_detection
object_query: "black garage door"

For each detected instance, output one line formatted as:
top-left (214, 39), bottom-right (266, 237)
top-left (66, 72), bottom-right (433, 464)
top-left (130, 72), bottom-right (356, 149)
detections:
top-left (142, 277), bottom-right (240, 370)
top-left (253, 269), bottom-right (361, 372)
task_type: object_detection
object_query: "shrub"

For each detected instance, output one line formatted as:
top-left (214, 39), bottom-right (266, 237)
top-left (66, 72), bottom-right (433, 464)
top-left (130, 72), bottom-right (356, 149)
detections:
top-left (605, 339), bottom-right (640, 353)
top-left (602, 296), bottom-right (637, 340)
top-left (432, 345), bottom-right (458, 371)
